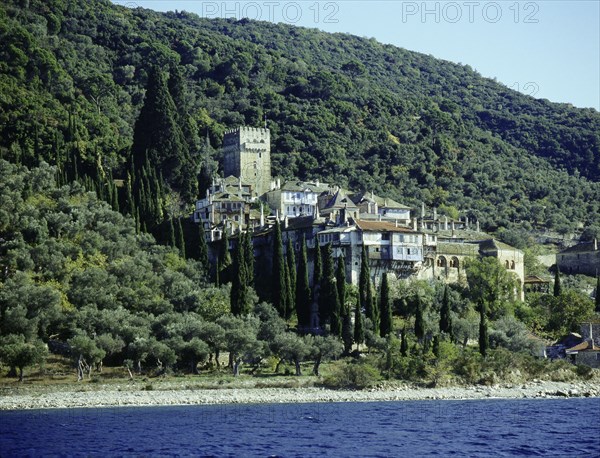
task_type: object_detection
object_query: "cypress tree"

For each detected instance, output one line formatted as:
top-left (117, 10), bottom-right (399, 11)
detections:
top-left (414, 295), bottom-right (425, 342)
top-left (296, 235), bottom-right (311, 329)
top-left (135, 207), bottom-right (141, 234)
top-left (110, 180), bottom-right (119, 212)
top-left (379, 273), bottom-right (392, 337)
top-left (244, 231), bottom-right (254, 287)
top-left (286, 238), bottom-right (296, 305)
top-left (218, 228), bottom-right (232, 285)
top-left (167, 218), bottom-right (176, 248)
top-left (272, 220), bottom-right (287, 318)
top-left (313, 240), bottom-right (322, 288)
top-left (433, 335), bottom-right (440, 358)
top-left (336, 254), bottom-right (346, 316)
top-left (479, 300), bottom-right (489, 357)
top-left (342, 311), bottom-right (353, 354)
top-left (359, 245), bottom-right (370, 313)
top-left (176, 218), bottom-right (186, 258)
top-left (337, 254), bottom-right (351, 346)
top-left (197, 226), bottom-right (209, 276)
top-left (595, 275), bottom-right (600, 313)
top-left (230, 238), bottom-right (248, 316)
top-left (554, 266), bottom-right (562, 297)
top-left (319, 244), bottom-right (341, 334)
top-left (131, 67), bottom-right (190, 200)
top-left (284, 256), bottom-right (293, 321)
top-left (360, 245), bottom-right (378, 332)
top-left (353, 296), bottom-right (365, 350)
top-left (125, 171), bottom-right (135, 217)
top-left (439, 285), bottom-right (453, 340)
top-left (400, 327), bottom-right (408, 357)
top-left (368, 279), bottom-right (378, 335)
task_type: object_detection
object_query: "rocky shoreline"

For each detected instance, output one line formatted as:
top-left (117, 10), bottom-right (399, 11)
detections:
top-left (0, 380), bottom-right (598, 411)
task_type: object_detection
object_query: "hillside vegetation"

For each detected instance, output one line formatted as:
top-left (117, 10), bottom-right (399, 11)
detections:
top-left (1, 0), bottom-right (599, 385)
top-left (0, 0), bottom-right (599, 234)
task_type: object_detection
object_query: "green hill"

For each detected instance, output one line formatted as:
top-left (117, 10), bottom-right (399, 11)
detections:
top-left (0, 0), bottom-right (599, 233)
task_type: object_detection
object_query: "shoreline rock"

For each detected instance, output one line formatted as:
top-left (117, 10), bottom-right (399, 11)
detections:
top-left (0, 381), bottom-right (598, 411)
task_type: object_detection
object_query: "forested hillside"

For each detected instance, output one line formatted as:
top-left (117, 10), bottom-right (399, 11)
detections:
top-left (0, 0), bottom-right (599, 234)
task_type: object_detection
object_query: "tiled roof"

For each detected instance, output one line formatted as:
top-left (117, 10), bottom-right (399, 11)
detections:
top-left (560, 241), bottom-right (598, 254)
top-left (283, 216), bottom-right (321, 231)
top-left (355, 220), bottom-right (418, 233)
top-left (479, 238), bottom-right (521, 253)
top-left (524, 275), bottom-right (550, 284)
top-left (350, 192), bottom-right (410, 210)
top-left (436, 242), bottom-right (480, 256)
top-left (433, 230), bottom-right (493, 242)
top-left (322, 191), bottom-right (358, 211)
top-left (280, 180), bottom-right (331, 193)
top-left (222, 175), bottom-right (251, 186)
top-left (566, 341), bottom-right (600, 352)
top-left (210, 192), bottom-right (246, 202)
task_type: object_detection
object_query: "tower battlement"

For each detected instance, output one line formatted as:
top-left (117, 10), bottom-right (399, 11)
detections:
top-left (222, 126), bottom-right (271, 196)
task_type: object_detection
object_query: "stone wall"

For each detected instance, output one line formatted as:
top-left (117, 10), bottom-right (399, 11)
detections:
top-left (576, 351), bottom-right (600, 368)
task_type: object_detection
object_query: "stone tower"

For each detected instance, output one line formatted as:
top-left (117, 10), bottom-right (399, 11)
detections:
top-left (222, 127), bottom-right (271, 196)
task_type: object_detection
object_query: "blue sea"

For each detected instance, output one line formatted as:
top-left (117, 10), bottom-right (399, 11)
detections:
top-left (1, 398), bottom-right (599, 457)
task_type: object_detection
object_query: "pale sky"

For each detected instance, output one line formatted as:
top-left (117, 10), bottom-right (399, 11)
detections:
top-left (111, 1), bottom-right (600, 110)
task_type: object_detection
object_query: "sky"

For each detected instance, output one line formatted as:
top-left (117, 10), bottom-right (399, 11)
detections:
top-left (111, 1), bottom-right (600, 110)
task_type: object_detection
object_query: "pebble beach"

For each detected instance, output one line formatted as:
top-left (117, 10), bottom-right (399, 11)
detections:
top-left (1, 380), bottom-right (598, 411)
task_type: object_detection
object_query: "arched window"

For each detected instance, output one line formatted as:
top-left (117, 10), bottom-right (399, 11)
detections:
top-left (505, 260), bottom-right (510, 269)
top-left (510, 260), bottom-right (515, 270)
top-left (450, 257), bottom-right (460, 268)
top-left (437, 256), bottom-right (447, 268)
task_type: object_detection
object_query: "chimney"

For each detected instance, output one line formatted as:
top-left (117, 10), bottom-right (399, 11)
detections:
top-left (284, 214), bottom-right (289, 229)
top-left (476, 220), bottom-right (480, 233)
top-left (444, 216), bottom-right (448, 231)
top-left (316, 179), bottom-right (320, 187)
top-left (412, 218), bottom-right (417, 231)
top-left (260, 205), bottom-right (265, 227)
top-left (433, 207), bottom-right (437, 221)
top-left (594, 238), bottom-right (598, 251)
top-left (421, 202), bottom-right (426, 219)
top-left (466, 217), bottom-right (470, 230)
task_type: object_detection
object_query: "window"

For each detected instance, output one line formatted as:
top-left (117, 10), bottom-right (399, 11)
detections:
top-left (382, 233), bottom-right (390, 241)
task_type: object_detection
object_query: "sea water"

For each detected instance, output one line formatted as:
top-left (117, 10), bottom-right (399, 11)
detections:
top-left (1, 398), bottom-right (599, 456)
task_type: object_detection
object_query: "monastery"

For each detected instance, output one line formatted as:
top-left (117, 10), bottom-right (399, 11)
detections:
top-left (193, 127), bottom-right (525, 297)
